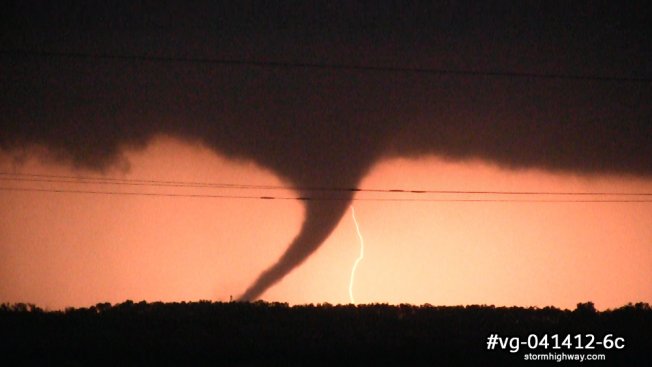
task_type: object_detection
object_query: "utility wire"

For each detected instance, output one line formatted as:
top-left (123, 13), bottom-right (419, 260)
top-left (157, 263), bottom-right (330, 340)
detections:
top-left (1, 172), bottom-right (651, 197)
top-left (1, 49), bottom-right (650, 83)
top-left (0, 173), bottom-right (280, 190)
top-left (1, 186), bottom-right (651, 203)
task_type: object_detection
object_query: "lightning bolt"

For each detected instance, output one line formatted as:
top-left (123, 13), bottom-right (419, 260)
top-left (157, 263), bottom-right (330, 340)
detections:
top-left (349, 206), bottom-right (365, 305)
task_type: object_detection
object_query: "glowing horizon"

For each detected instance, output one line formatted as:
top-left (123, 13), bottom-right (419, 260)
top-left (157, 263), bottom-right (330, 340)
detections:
top-left (1, 138), bottom-right (651, 310)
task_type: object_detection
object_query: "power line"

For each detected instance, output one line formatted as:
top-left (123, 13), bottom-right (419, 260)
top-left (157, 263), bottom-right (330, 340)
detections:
top-left (2, 49), bottom-right (650, 83)
top-left (0, 186), bottom-right (293, 200)
top-left (0, 173), bottom-right (279, 190)
top-left (1, 186), bottom-right (651, 203)
top-left (1, 171), bottom-right (651, 197)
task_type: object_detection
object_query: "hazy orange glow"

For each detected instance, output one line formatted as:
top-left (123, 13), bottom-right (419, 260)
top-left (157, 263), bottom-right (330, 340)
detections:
top-left (1, 136), bottom-right (651, 310)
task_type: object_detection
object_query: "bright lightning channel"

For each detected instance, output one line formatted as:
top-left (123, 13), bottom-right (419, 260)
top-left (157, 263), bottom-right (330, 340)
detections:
top-left (349, 206), bottom-right (365, 305)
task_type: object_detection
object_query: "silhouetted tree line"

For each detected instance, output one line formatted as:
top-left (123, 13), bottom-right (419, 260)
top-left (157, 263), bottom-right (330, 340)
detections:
top-left (1, 301), bottom-right (650, 366)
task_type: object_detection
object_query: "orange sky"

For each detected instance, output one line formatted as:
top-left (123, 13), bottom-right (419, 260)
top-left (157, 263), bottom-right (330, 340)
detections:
top-left (1, 136), bottom-right (651, 310)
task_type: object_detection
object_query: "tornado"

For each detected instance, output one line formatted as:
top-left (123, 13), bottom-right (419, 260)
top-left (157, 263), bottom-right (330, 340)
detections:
top-left (239, 194), bottom-right (354, 301)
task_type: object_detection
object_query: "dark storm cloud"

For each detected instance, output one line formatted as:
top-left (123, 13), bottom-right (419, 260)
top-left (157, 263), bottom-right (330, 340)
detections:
top-left (1, 1), bottom-right (651, 300)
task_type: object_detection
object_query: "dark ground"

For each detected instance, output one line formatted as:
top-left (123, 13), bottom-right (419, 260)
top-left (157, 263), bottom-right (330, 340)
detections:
top-left (1, 301), bottom-right (650, 366)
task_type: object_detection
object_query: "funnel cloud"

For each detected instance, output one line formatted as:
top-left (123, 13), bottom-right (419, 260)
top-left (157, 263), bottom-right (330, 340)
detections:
top-left (1, 2), bottom-right (651, 300)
